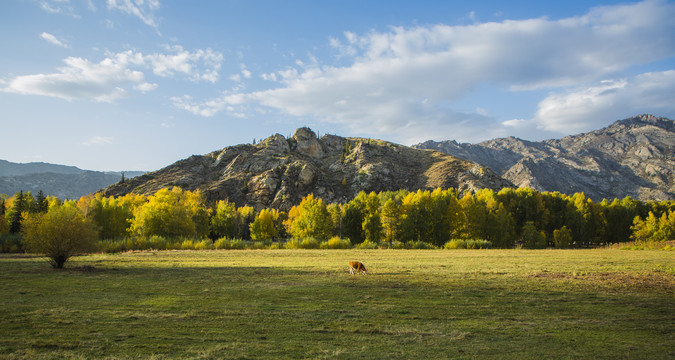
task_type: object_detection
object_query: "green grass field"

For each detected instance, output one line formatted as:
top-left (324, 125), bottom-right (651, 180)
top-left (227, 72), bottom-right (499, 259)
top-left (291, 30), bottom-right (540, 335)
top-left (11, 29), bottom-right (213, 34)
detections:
top-left (1, 249), bottom-right (673, 359)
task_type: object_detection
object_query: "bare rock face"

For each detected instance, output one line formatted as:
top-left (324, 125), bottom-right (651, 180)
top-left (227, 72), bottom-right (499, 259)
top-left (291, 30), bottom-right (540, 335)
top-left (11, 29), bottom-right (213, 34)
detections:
top-left (100, 130), bottom-right (511, 210)
top-left (292, 127), bottom-right (324, 158)
top-left (415, 114), bottom-right (675, 201)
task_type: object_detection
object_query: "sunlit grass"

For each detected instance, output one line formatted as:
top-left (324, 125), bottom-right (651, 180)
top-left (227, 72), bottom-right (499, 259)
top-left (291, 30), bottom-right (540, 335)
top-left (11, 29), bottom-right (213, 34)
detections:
top-left (1, 249), bottom-right (673, 359)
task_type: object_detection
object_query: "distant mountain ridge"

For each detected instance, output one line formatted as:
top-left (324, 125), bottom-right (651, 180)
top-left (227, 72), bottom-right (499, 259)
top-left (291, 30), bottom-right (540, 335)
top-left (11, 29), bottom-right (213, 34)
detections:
top-left (0, 160), bottom-right (83, 177)
top-left (101, 128), bottom-right (512, 210)
top-left (0, 160), bottom-right (144, 199)
top-left (414, 114), bottom-right (674, 201)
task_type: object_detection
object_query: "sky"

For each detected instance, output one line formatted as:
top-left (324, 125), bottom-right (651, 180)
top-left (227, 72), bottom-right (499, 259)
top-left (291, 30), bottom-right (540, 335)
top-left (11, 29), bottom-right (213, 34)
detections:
top-left (1, 0), bottom-right (674, 172)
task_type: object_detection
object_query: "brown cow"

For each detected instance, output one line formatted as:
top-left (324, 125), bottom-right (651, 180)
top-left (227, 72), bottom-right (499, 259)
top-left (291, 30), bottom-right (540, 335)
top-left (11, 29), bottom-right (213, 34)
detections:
top-left (349, 261), bottom-right (367, 275)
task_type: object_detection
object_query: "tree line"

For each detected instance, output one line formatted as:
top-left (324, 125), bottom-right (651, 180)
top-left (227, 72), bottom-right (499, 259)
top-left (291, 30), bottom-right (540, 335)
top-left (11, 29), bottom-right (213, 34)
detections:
top-left (1, 186), bottom-right (673, 255)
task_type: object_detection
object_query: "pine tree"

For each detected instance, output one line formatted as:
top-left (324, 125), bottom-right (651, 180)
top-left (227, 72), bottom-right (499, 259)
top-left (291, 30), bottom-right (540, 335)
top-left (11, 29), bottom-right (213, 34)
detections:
top-left (8, 191), bottom-right (27, 234)
top-left (34, 190), bottom-right (48, 213)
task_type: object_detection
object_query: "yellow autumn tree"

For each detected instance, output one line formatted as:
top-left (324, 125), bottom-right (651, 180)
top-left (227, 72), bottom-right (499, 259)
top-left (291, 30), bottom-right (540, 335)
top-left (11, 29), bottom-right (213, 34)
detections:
top-left (130, 187), bottom-right (205, 238)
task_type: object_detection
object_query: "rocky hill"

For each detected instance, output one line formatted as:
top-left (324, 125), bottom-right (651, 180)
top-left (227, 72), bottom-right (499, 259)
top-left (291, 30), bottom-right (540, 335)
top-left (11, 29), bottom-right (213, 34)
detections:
top-left (415, 115), bottom-right (674, 201)
top-left (0, 160), bottom-right (145, 199)
top-left (100, 128), bottom-right (512, 210)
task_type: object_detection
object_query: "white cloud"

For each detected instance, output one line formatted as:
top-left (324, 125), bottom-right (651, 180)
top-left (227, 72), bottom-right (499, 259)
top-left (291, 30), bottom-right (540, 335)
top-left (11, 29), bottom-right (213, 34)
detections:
top-left (86, 0), bottom-right (96, 11)
top-left (174, 1), bottom-right (675, 143)
top-left (171, 94), bottom-right (228, 117)
top-left (3, 47), bottom-right (222, 102)
top-left (134, 82), bottom-right (158, 92)
top-left (3, 55), bottom-right (143, 102)
top-left (40, 32), bottom-right (69, 48)
top-left (38, 0), bottom-right (79, 18)
top-left (533, 70), bottom-right (675, 133)
top-left (144, 45), bottom-right (223, 82)
top-left (107, 0), bottom-right (160, 29)
top-left (84, 136), bottom-right (114, 146)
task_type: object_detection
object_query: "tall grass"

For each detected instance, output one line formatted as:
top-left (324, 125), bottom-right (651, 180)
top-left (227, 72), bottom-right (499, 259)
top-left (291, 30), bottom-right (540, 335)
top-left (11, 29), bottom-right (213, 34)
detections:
top-left (607, 240), bottom-right (675, 251)
top-left (92, 236), bottom-right (495, 253)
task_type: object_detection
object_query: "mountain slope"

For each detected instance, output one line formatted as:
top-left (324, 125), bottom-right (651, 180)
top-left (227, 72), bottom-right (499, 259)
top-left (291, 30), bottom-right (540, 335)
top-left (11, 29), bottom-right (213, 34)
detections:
top-left (101, 128), bottom-right (512, 210)
top-left (415, 114), bottom-right (674, 201)
top-left (0, 160), bottom-right (83, 177)
top-left (0, 161), bottom-right (145, 199)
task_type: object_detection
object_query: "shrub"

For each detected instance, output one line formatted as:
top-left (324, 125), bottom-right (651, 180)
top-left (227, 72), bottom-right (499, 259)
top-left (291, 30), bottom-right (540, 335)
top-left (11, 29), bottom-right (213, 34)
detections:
top-left (357, 239), bottom-right (378, 249)
top-left (181, 239), bottom-right (196, 250)
top-left (444, 239), bottom-right (491, 249)
top-left (194, 239), bottom-right (214, 250)
top-left (285, 238), bottom-right (320, 249)
top-left (0, 234), bottom-right (24, 253)
top-left (553, 226), bottom-right (572, 248)
top-left (320, 237), bottom-right (352, 249)
top-left (389, 241), bottom-right (405, 249)
top-left (443, 239), bottom-right (466, 249)
top-left (405, 240), bottom-right (437, 249)
top-left (98, 238), bottom-right (127, 253)
top-left (147, 235), bottom-right (169, 250)
top-left (22, 206), bottom-right (98, 268)
top-left (214, 237), bottom-right (246, 250)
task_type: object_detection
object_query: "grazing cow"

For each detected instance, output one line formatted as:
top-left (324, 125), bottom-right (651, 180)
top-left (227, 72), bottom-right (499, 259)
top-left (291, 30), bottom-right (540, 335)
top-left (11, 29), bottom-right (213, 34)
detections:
top-left (349, 261), bottom-right (367, 275)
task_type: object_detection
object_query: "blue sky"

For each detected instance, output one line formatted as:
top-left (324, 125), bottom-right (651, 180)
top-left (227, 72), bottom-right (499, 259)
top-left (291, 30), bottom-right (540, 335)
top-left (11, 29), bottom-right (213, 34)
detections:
top-left (1, 0), bottom-right (674, 171)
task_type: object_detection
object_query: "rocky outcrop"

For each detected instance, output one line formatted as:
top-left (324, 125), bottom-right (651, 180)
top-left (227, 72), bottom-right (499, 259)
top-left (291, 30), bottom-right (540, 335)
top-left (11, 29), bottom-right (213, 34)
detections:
top-left (415, 115), bottom-right (674, 201)
top-left (101, 128), bottom-right (512, 210)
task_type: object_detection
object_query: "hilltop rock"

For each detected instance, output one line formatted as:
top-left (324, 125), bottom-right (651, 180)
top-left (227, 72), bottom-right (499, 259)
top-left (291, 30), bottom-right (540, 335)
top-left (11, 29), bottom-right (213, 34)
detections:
top-left (100, 131), bottom-right (512, 210)
top-left (415, 114), bottom-right (675, 201)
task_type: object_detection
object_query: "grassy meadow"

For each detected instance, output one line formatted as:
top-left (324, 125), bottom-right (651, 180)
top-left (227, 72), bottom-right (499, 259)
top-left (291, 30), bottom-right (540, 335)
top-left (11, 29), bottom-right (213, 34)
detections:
top-left (1, 249), bottom-right (673, 359)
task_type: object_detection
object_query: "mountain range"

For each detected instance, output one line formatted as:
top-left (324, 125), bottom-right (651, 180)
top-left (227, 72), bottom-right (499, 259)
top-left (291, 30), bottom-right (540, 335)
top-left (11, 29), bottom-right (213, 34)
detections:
top-left (100, 128), bottom-right (511, 210)
top-left (4, 115), bottom-right (673, 204)
top-left (0, 160), bottom-right (144, 199)
top-left (414, 114), bottom-right (674, 202)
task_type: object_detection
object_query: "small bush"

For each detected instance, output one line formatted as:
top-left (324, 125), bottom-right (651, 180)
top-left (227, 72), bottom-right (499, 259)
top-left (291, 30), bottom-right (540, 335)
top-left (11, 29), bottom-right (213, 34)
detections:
top-left (320, 237), bottom-right (352, 249)
top-left (181, 239), bottom-right (196, 250)
top-left (405, 240), bottom-right (437, 249)
top-left (194, 239), bottom-right (214, 250)
top-left (285, 237), bottom-right (320, 249)
top-left (0, 234), bottom-right (24, 253)
top-left (612, 240), bottom-right (675, 251)
top-left (214, 238), bottom-right (246, 250)
top-left (443, 239), bottom-right (466, 249)
top-left (357, 240), bottom-right (378, 249)
top-left (147, 235), bottom-right (169, 250)
top-left (444, 239), bottom-right (492, 249)
top-left (389, 241), bottom-right (405, 249)
top-left (247, 241), bottom-right (267, 250)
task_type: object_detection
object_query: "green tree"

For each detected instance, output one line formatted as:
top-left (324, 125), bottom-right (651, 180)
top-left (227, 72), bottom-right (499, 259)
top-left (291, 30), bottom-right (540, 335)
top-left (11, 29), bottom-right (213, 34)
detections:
top-left (86, 194), bottom-right (139, 239)
top-left (7, 191), bottom-right (29, 234)
top-left (211, 200), bottom-right (237, 239)
top-left (553, 226), bottom-right (572, 248)
top-left (34, 190), bottom-right (49, 213)
top-left (250, 209), bottom-right (276, 241)
top-left (631, 210), bottom-right (674, 242)
top-left (381, 198), bottom-right (400, 246)
top-left (235, 205), bottom-right (255, 239)
top-left (399, 190), bottom-right (433, 243)
top-left (327, 203), bottom-right (343, 237)
top-left (285, 194), bottom-right (332, 240)
top-left (459, 192), bottom-right (488, 240)
top-left (362, 192), bottom-right (382, 243)
top-left (22, 205), bottom-right (98, 268)
top-left (521, 221), bottom-right (546, 249)
top-left (130, 187), bottom-right (198, 238)
top-left (342, 194), bottom-right (365, 244)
